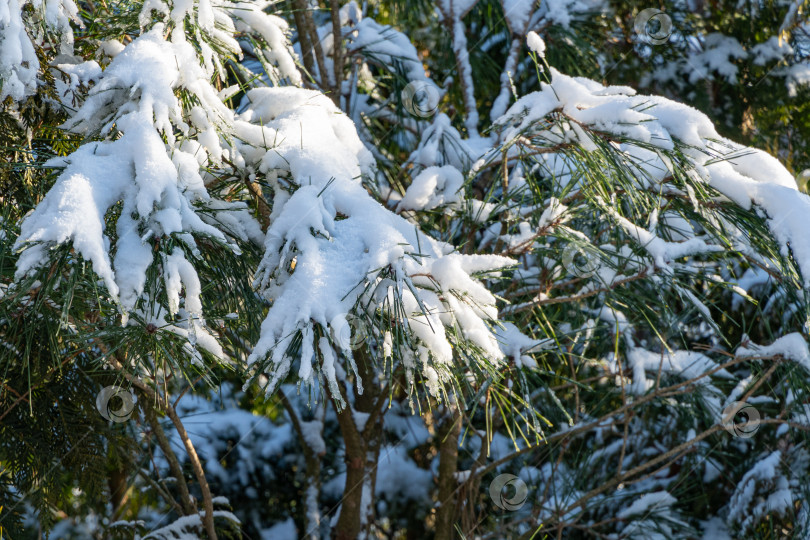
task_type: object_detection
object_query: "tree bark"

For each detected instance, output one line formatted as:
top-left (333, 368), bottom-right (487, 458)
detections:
top-left (107, 465), bottom-right (129, 515)
top-left (329, 0), bottom-right (343, 106)
top-left (280, 392), bottom-right (324, 539)
top-left (290, 0), bottom-right (316, 80)
top-left (435, 404), bottom-right (462, 540)
top-left (143, 400), bottom-right (196, 516)
top-left (291, 0), bottom-right (329, 90)
top-left (331, 383), bottom-right (368, 540)
top-left (330, 348), bottom-right (383, 540)
top-left (164, 403), bottom-right (218, 540)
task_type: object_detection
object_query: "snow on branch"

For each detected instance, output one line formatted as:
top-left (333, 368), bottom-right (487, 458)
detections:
top-left (0, 0), bottom-right (80, 101)
top-left (15, 27), bottom-right (236, 313)
top-left (493, 67), bottom-right (810, 286)
top-left (234, 87), bottom-right (514, 398)
top-left (12, 1), bottom-right (295, 358)
top-left (737, 333), bottom-right (810, 373)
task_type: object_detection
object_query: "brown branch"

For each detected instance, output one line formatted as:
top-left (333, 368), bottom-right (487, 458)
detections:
top-left (472, 142), bottom-right (575, 176)
top-left (330, 0), bottom-right (343, 107)
top-left (328, 379), bottom-right (367, 540)
top-left (109, 356), bottom-right (218, 540)
top-left (143, 400), bottom-right (196, 516)
top-left (280, 391), bottom-right (323, 539)
top-left (290, 0), bottom-right (316, 81)
top-left (504, 269), bottom-right (651, 315)
top-left (435, 404), bottom-right (462, 540)
top-left (466, 353), bottom-right (774, 484)
top-left (244, 178), bottom-right (271, 231)
top-left (163, 398), bottom-right (218, 540)
top-left (136, 467), bottom-right (185, 516)
top-left (295, 0), bottom-right (329, 91)
top-left (531, 359), bottom-right (786, 538)
top-left (361, 382), bottom-right (391, 440)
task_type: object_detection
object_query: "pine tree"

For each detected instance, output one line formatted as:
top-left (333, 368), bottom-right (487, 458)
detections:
top-left (2, 0), bottom-right (810, 538)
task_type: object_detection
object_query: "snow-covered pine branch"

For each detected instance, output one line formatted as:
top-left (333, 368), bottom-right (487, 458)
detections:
top-left (9, 0), bottom-right (517, 402)
top-left (235, 86), bottom-right (514, 399)
top-left (0, 0), bottom-right (80, 101)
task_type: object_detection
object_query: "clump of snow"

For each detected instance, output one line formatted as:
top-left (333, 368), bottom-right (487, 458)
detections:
top-left (616, 491), bottom-right (682, 539)
top-left (495, 322), bottom-right (549, 369)
top-left (626, 347), bottom-right (731, 395)
top-left (228, 0), bottom-right (301, 86)
top-left (260, 518), bottom-right (297, 540)
top-left (736, 333), bottom-right (810, 373)
top-left (700, 518), bottom-right (733, 540)
top-left (539, 0), bottom-right (592, 28)
top-left (12, 4), bottom-right (296, 357)
top-left (100, 39), bottom-right (125, 58)
top-left (503, 0), bottom-right (533, 33)
top-left (727, 451), bottom-right (792, 534)
top-left (0, 0), bottom-right (80, 101)
top-left (687, 34), bottom-right (747, 84)
top-left (407, 113), bottom-right (474, 172)
top-left (397, 166), bottom-right (464, 212)
top-left (526, 31), bottom-right (546, 57)
top-left (350, 18), bottom-right (436, 91)
top-left (374, 445), bottom-right (433, 501)
top-left (751, 36), bottom-right (793, 66)
top-left (146, 510), bottom-right (241, 539)
top-left (617, 490), bottom-right (677, 518)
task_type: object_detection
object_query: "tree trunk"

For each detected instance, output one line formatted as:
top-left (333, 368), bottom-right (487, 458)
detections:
top-left (329, 0), bottom-right (343, 107)
top-left (280, 393), bottom-right (324, 539)
top-left (331, 347), bottom-right (383, 540)
top-left (332, 396), bottom-right (367, 540)
top-left (435, 404), bottom-right (462, 540)
top-left (107, 465), bottom-right (129, 514)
